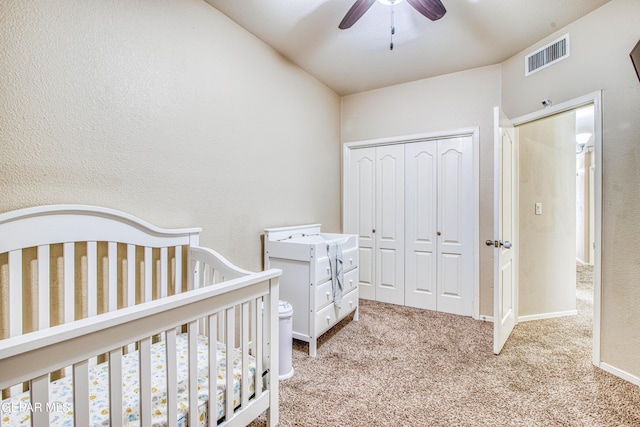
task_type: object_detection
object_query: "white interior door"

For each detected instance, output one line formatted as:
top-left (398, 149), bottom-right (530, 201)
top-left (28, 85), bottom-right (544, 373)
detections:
top-left (405, 141), bottom-right (437, 310)
top-left (436, 137), bottom-right (474, 316)
top-left (347, 147), bottom-right (376, 300)
top-left (375, 145), bottom-right (405, 305)
top-left (493, 107), bottom-right (518, 355)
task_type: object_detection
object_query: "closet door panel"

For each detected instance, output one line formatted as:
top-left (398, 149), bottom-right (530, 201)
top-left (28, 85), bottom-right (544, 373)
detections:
top-left (375, 145), bottom-right (405, 305)
top-left (437, 137), bottom-right (473, 316)
top-left (405, 141), bottom-right (437, 310)
top-left (439, 145), bottom-right (464, 251)
top-left (348, 148), bottom-right (376, 300)
top-left (358, 247), bottom-right (374, 299)
top-left (439, 253), bottom-right (462, 299)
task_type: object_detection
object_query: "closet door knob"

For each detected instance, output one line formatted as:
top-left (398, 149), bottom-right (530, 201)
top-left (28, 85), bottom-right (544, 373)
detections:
top-left (437, 231), bottom-right (442, 236)
top-left (372, 229), bottom-right (376, 233)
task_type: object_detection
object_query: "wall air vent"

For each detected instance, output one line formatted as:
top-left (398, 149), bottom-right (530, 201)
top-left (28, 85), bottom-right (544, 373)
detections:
top-left (525, 34), bottom-right (570, 76)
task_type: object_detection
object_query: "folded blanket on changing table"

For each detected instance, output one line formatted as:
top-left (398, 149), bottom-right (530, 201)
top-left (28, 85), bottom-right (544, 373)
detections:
top-left (1, 334), bottom-right (255, 427)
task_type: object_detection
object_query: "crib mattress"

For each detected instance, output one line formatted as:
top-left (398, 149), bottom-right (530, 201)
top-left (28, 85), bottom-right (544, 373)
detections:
top-left (1, 334), bottom-right (256, 426)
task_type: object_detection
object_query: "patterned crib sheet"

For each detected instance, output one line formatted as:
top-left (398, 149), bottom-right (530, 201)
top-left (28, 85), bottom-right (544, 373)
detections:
top-left (1, 334), bottom-right (256, 426)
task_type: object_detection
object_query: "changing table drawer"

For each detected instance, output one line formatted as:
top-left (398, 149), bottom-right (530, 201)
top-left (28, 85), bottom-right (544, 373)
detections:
top-left (315, 287), bottom-right (358, 337)
top-left (315, 268), bottom-right (358, 311)
top-left (315, 279), bottom-right (333, 310)
top-left (343, 248), bottom-right (358, 273)
top-left (315, 256), bottom-right (331, 283)
top-left (343, 268), bottom-right (358, 294)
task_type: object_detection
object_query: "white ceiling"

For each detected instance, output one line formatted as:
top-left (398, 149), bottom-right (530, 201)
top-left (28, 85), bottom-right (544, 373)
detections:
top-left (204, 0), bottom-right (611, 96)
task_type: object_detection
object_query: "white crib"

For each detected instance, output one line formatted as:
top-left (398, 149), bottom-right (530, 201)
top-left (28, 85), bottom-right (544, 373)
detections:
top-left (0, 205), bottom-right (281, 426)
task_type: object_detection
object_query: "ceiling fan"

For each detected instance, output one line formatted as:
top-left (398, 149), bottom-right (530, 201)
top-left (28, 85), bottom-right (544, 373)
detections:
top-left (339, 0), bottom-right (446, 49)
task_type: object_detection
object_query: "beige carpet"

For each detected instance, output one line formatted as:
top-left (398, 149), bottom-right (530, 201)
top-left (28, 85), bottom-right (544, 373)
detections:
top-left (251, 265), bottom-right (640, 426)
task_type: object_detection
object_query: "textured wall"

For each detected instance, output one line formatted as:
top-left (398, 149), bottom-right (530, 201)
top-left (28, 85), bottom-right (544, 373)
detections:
top-left (341, 65), bottom-right (501, 318)
top-left (502, 0), bottom-right (640, 380)
top-left (0, 0), bottom-right (341, 271)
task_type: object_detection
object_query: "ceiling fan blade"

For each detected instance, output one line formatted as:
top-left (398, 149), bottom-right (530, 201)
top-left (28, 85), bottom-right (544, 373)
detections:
top-left (339, 0), bottom-right (376, 29)
top-left (406, 0), bottom-right (446, 21)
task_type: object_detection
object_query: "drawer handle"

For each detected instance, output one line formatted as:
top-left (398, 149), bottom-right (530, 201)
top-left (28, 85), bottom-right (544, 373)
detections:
top-left (326, 292), bottom-right (331, 299)
top-left (326, 316), bottom-right (331, 323)
top-left (349, 258), bottom-right (353, 264)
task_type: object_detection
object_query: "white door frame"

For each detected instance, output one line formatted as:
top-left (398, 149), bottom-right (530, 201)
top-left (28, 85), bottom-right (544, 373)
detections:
top-left (342, 127), bottom-right (481, 319)
top-left (510, 90), bottom-right (603, 366)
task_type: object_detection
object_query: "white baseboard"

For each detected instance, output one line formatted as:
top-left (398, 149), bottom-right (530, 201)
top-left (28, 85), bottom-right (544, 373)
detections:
top-left (518, 310), bottom-right (578, 322)
top-left (599, 362), bottom-right (640, 387)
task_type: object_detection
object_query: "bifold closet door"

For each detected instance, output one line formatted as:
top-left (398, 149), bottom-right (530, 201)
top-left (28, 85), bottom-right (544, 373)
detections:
top-left (405, 141), bottom-right (438, 310)
top-left (347, 148), bottom-right (376, 300)
top-left (405, 137), bottom-right (473, 316)
top-left (347, 145), bottom-right (404, 304)
top-left (374, 145), bottom-right (404, 305)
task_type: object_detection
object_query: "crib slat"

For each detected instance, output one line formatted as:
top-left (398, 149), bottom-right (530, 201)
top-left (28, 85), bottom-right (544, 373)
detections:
top-left (266, 284), bottom-right (279, 427)
top-left (125, 244), bottom-right (137, 354)
top-left (187, 321), bottom-right (199, 427)
top-left (249, 299), bottom-right (257, 361)
top-left (87, 242), bottom-right (97, 317)
top-left (73, 360), bottom-right (90, 425)
top-left (63, 243), bottom-right (74, 322)
top-left (188, 258), bottom-right (195, 293)
top-left (165, 329), bottom-right (178, 427)
top-left (37, 245), bottom-right (50, 330)
top-left (109, 348), bottom-right (123, 425)
top-left (241, 302), bottom-right (250, 408)
top-left (255, 298), bottom-right (263, 399)
top-left (200, 262), bottom-right (208, 289)
top-left (208, 314), bottom-right (218, 425)
top-left (127, 244), bottom-right (135, 307)
top-left (8, 250), bottom-right (22, 337)
top-left (108, 242), bottom-right (117, 312)
top-left (174, 246), bottom-right (182, 294)
top-left (191, 259), bottom-right (200, 292)
top-left (225, 307), bottom-right (235, 421)
top-left (144, 246), bottom-right (152, 302)
top-left (139, 337), bottom-right (152, 427)
top-left (30, 374), bottom-right (49, 426)
top-left (160, 247), bottom-right (168, 298)
top-left (7, 253), bottom-right (24, 398)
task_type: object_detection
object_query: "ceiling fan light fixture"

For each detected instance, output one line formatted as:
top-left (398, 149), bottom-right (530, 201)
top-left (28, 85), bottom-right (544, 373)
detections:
top-left (378, 0), bottom-right (405, 5)
top-left (339, 0), bottom-right (445, 31)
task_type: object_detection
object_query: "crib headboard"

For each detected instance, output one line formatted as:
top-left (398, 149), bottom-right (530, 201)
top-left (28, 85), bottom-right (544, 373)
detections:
top-left (0, 205), bottom-right (202, 340)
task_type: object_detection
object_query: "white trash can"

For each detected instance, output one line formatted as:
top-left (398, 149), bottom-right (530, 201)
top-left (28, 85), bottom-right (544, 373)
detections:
top-left (278, 300), bottom-right (294, 380)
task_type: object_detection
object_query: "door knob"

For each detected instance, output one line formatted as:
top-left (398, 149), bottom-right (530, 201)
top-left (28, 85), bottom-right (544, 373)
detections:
top-left (486, 240), bottom-right (512, 249)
